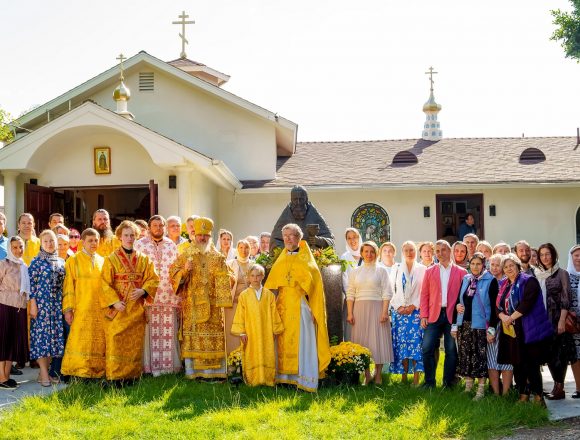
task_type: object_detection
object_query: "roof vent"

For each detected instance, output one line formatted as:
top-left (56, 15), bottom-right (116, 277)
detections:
top-left (139, 72), bottom-right (154, 91)
top-left (392, 151), bottom-right (418, 166)
top-left (519, 147), bottom-right (545, 164)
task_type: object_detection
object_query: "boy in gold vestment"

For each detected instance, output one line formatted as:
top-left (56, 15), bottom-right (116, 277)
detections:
top-left (231, 264), bottom-right (283, 386)
top-left (62, 228), bottom-right (106, 379)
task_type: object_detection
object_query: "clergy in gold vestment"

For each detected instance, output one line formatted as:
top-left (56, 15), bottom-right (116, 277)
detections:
top-left (101, 221), bottom-right (159, 381)
top-left (62, 228), bottom-right (106, 378)
top-left (17, 213), bottom-right (40, 266)
top-left (231, 264), bottom-right (283, 386)
top-left (264, 224), bottom-right (331, 392)
top-left (78, 209), bottom-right (121, 258)
top-left (170, 217), bottom-right (232, 379)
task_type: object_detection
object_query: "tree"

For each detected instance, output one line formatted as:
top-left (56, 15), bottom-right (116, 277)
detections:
top-left (551, 0), bottom-right (580, 62)
top-left (0, 107), bottom-right (14, 143)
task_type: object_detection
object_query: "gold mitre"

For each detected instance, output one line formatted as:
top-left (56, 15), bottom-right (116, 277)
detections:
top-left (193, 217), bottom-right (214, 235)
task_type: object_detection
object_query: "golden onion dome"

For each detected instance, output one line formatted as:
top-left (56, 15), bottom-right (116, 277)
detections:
top-left (113, 81), bottom-right (131, 101)
top-left (422, 91), bottom-right (441, 112)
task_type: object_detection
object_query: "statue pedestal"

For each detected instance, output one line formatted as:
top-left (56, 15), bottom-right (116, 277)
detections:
top-left (320, 264), bottom-right (344, 343)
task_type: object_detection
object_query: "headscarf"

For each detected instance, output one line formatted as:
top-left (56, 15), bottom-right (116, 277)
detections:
top-left (6, 237), bottom-right (31, 297)
top-left (567, 244), bottom-right (580, 299)
top-left (466, 269), bottom-right (488, 297)
top-left (451, 241), bottom-right (468, 269)
top-left (344, 228), bottom-right (361, 259)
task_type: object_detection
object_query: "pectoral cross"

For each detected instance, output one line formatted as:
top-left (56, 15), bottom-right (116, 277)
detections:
top-left (425, 66), bottom-right (438, 91)
top-left (116, 53), bottom-right (127, 81)
top-left (172, 10), bottom-right (195, 59)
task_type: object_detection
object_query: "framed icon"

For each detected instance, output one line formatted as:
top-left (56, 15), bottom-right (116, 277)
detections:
top-left (94, 147), bottom-right (111, 174)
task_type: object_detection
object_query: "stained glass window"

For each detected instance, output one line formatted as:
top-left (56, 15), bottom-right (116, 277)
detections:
top-left (351, 203), bottom-right (390, 245)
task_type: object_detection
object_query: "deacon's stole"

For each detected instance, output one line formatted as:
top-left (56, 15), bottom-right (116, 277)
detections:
top-left (265, 240), bottom-right (331, 376)
top-left (170, 243), bottom-right (232, 369)
top-left (101, 248), bottom-right (158, 318)
top-left (100, 248), bottom-right (159, 379)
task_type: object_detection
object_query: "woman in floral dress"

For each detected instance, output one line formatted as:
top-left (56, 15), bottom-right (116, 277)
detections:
top-left (29, 230), bottom-right (65, 386)
top-left (389, 241), bottom-right (426, 385)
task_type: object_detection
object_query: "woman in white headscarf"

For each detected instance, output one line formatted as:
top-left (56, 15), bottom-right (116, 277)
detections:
top-left (0, 237), bottom-right (31, 389)
top-left (341, 228), bottom-right (361, 341)
top-left (567, 244), bottom-right (580, 399)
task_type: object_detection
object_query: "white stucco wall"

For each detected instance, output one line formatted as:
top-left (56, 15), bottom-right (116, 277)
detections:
top-left (89, 67), bottom-right (277, 181)
top-left (218, 186), bottom-right (580, 258)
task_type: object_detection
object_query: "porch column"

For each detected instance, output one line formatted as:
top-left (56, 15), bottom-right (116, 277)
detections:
top-left (176, 168), bottom-right (192, 221)
top-left (2, 171), bottom-right (20, 235)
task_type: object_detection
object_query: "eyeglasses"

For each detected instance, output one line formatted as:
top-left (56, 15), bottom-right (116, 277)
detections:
top-left (69, 235), bottom-right (80, 239)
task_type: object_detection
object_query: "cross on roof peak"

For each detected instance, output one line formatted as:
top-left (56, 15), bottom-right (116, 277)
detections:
top-left (116, 53), bottom-right (127, 81)
top-left (172, 10), bottom-right (195, 59)
top-left (424, 66), bottom-right (438, 92)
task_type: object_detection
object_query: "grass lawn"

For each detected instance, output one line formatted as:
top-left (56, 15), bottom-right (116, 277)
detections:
top-left (0, 363), bottom-right (549, 440)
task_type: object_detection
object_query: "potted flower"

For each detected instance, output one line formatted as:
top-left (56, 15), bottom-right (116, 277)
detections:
top-left (227, 346), bottom-right (243, 384)
top-left (326, 341), bottom-right (372, 385)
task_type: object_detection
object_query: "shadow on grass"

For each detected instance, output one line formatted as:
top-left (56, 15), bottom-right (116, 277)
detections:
top-left (37, 369), bottom-right (548, 439)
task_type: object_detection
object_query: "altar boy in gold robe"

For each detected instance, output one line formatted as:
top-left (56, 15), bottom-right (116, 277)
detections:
top-left (101, 220), bottom-right (159, 381)
top-left (62, 228), bottom-right (106, 379)
top-left (231, 264), bottom-right (283, 386)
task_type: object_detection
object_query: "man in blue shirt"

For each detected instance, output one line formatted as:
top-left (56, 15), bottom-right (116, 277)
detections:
top-left (458, 213), bottom-right (477, 241)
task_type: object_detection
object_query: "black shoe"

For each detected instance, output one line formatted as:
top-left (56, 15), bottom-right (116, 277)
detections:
top-left (0, 381), bottom-right (17, 389)
top-left (571, 391), bottom-right (580, 399)
top-left (10, 366), bottom-right (23, 375)
top-left (6, 378), bottom-right (18, 387)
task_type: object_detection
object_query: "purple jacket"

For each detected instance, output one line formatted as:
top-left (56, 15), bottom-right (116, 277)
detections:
top-left (513, 273), bottom-right (553, 344)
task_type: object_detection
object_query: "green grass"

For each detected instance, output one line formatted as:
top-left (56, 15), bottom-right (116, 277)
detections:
top-left (0, 365), bottom-right (549, 439)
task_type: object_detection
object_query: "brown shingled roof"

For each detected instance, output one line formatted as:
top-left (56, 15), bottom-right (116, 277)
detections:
top-left (241, 137), bottom-right (580, 189)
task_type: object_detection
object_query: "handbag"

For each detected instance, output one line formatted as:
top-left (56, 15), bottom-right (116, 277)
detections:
top-left (565, 311), bottom-right (580, 334)
top-left (502, 321), bottom-right (516, 338)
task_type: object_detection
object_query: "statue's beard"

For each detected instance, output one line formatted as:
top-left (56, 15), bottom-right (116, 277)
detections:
top-left (95, 225), bottom-right (113, 239)
top-left (290, 204), bottom-right (307, 220)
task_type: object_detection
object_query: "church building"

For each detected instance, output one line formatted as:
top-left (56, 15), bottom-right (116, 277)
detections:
top-left (1, 38), bottom-right (579, 254)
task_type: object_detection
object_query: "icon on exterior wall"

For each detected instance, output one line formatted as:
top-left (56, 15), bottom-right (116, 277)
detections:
top-left (351, 203), bottom-right (390, 245)
top-left (94, 147), bottom-right (111, 174)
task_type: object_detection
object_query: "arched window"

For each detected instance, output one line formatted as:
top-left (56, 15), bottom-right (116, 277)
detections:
top-left (351, 203), bottom-right (390, 244)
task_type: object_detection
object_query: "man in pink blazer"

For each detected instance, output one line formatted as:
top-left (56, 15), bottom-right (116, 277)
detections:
top-left (420, 240), bottom-right (467, 388)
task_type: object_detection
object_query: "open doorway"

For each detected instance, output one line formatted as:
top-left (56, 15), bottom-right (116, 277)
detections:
top-left (26, 181), bottom-right (158, 233)
top-left (436, 194), bottom-right (484, 242)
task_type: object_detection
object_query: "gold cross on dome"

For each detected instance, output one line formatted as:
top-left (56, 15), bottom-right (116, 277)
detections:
top-left (424, 66), bottom-right (438, 91)
top-left (172, 10), bottom-right (195, 59)
top-left (116, 53), bottom-right (127, 80)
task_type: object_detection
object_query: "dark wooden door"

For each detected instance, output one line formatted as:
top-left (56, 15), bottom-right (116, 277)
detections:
top-left (25, 183), bottom-right (54, 234)
top-left (149, 180), bottom-right (158, 217)
top-left (435, 194), bottom-right (484, 241)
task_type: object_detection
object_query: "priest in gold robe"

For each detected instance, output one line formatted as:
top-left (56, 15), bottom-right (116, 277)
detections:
top-left (61, 228), bottom-right (106, 378)
top-left (265, 223), bottom-right (331, 392)
top-left (101, 220), bottom-right (159, 381)
top-left (78, 209), bottom-right (120, 257)
top-left (170, 217), bottom-right (232, 379)
top-left (231, 264), bottom-right (283, 386)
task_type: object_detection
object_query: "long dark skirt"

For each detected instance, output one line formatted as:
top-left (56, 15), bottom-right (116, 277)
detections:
top-left (0, 303), bottom-right (29, 365)
top-left (456, 321), bottom-right (488, 378)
